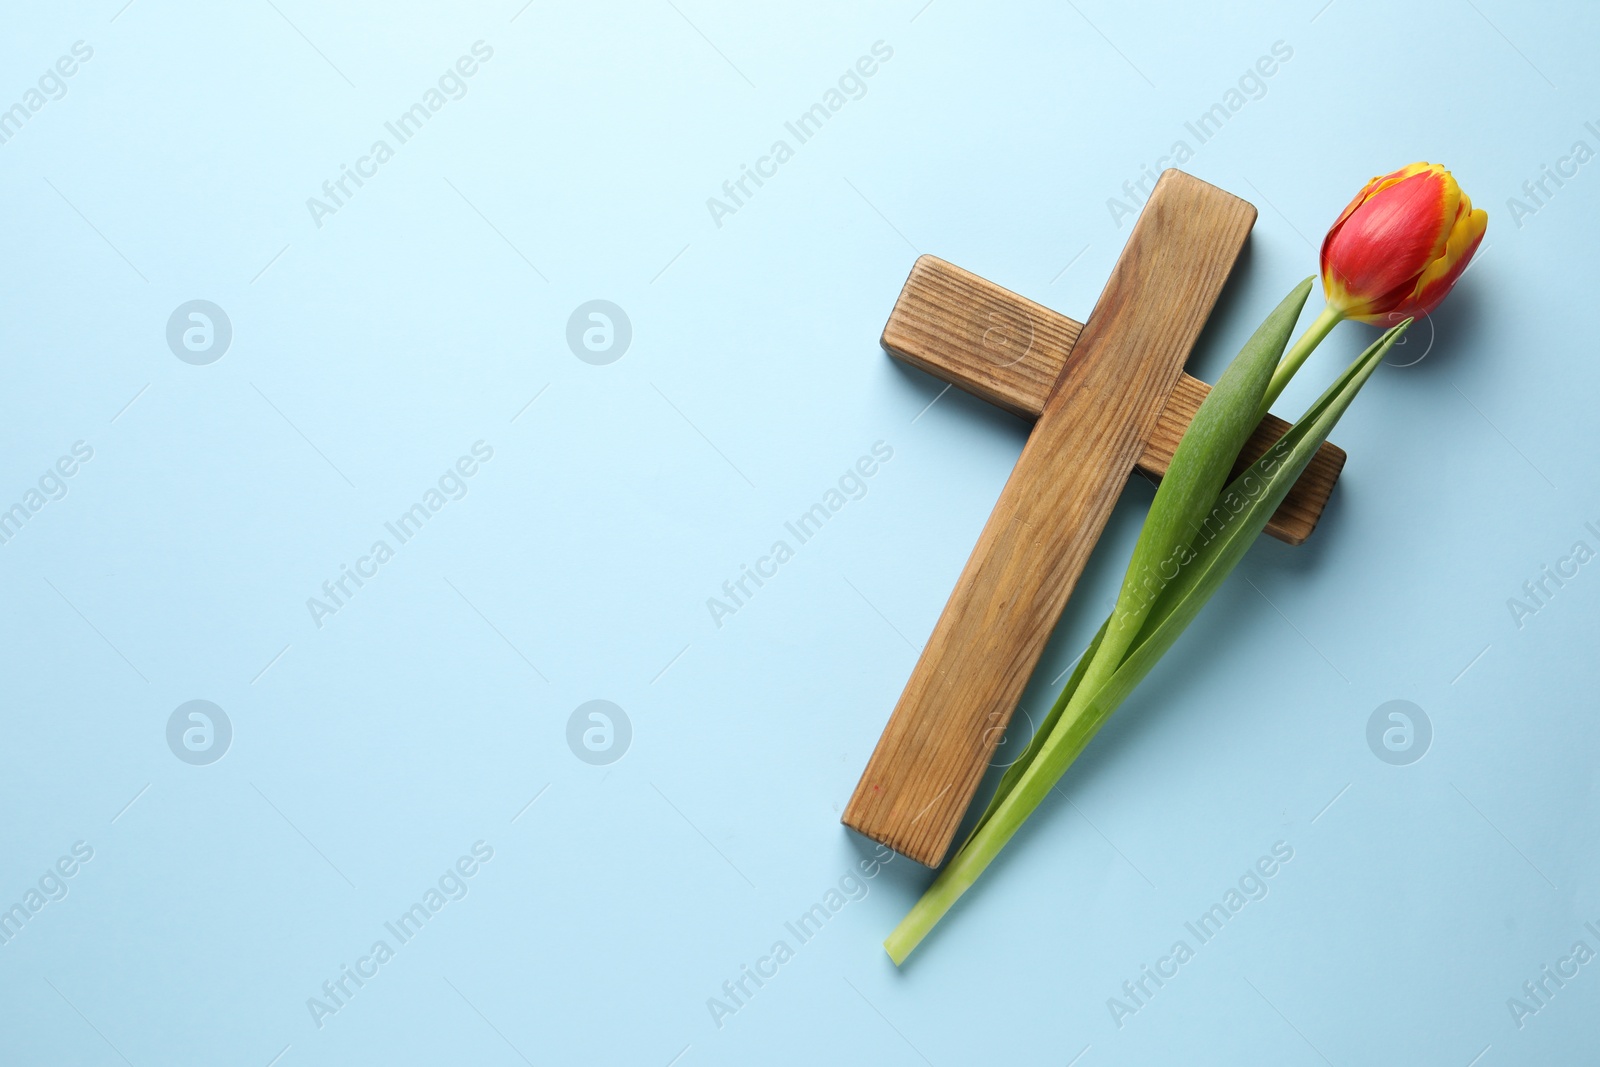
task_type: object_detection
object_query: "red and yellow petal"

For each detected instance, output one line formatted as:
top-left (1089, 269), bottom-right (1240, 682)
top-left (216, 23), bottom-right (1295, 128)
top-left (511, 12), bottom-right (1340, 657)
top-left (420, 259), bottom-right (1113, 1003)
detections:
top-left (1325, 162), bottom-right (1439, 238)
top-left (1383, 202), bottom-right (1487, 323)
top-left (1322, 163), bottom-right (1460, 320)
top-left (1320, 162), bottom-right (1485, 324)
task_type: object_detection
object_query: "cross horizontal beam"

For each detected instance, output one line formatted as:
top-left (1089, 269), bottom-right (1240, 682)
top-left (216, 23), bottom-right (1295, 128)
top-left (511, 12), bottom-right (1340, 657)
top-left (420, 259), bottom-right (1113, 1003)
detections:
top-left (883, 255), bottom-right (1346, 545)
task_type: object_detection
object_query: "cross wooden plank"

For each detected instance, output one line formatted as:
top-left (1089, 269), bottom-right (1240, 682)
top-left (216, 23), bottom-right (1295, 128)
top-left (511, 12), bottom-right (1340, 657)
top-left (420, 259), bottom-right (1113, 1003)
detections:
top-left (842, 170), bottom-right (1347, 868)
top-left (883, 260), bottom-right (1347, 545)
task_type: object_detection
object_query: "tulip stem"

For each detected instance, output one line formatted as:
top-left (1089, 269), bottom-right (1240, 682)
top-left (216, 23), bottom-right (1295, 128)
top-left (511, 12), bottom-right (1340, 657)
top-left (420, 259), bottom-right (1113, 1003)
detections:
top-left (1255, 304), bottom-right (1343, 423)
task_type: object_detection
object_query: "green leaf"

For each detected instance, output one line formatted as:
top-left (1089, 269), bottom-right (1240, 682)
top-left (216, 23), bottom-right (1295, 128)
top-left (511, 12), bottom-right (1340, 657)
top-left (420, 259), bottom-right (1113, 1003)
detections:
top-left (959, 618), bottom-right (1107, 850)
top-left (883, 320), bottom-right (1410, 966)
top-left (1107, 280), bottom-right (1313, 641)
top-left (960, 278), bottom-right (1311, 851)
top-left (1132, 321), bottom-right (1408, 650)
top-left (1000, 321), bottom-right (1410, 811)
top-left (1070, 279), bottom-right (1314, 725)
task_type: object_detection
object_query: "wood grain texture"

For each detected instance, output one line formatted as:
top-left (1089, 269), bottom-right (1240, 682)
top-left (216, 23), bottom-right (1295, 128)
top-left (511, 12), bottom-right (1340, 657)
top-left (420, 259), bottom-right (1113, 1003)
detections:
top-left (880, 256), bottom-right (1081, 420)
top-left (844, 171), bottom-right (1259, 867)
top-left (882, 255), bottom-right (1347, 546)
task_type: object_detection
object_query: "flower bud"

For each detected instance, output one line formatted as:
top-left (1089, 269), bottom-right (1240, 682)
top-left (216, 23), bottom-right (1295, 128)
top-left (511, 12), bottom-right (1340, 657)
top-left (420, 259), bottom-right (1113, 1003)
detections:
top-left (1321, 162), bottom-right (1487, 324)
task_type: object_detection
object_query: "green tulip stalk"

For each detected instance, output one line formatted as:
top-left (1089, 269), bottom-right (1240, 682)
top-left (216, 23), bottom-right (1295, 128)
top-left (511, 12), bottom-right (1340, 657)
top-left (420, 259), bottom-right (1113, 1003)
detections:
top-left (884, 163), bottom-right (1488, 965)
top-left (885, 288), bottom-right (1412, 964)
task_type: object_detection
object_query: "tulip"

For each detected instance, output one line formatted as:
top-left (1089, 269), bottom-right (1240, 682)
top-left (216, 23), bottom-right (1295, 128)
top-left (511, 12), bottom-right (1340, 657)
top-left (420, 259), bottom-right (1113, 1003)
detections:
top-left (1322, 162), bottom-right (1488, 323)
top-left (1257, 162), bottom-right (1487, 418)
top-left (883, 161), bottom-right (1483, 965)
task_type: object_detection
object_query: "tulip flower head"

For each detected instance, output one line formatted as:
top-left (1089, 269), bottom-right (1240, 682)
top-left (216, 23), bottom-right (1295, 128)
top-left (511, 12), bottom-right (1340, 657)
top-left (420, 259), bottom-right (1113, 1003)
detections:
top-left (1320, 162), bottom-right (1487, 325)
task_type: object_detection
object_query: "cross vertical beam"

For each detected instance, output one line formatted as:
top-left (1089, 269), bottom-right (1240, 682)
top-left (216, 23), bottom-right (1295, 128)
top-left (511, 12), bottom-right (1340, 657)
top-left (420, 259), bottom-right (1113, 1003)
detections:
top-left (843, 171), bottom-right (1256, 867)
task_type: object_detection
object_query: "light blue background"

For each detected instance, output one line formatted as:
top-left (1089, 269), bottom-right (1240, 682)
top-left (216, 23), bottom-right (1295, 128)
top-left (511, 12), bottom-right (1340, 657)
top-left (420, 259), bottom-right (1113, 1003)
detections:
top-left (1, 0), bottom-right (1595, 1063)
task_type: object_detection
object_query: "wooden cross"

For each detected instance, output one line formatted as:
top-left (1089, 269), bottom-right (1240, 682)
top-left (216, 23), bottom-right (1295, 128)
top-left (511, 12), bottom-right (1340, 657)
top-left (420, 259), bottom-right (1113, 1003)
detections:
top-left (842, 170), bottom-right (1347, 868)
